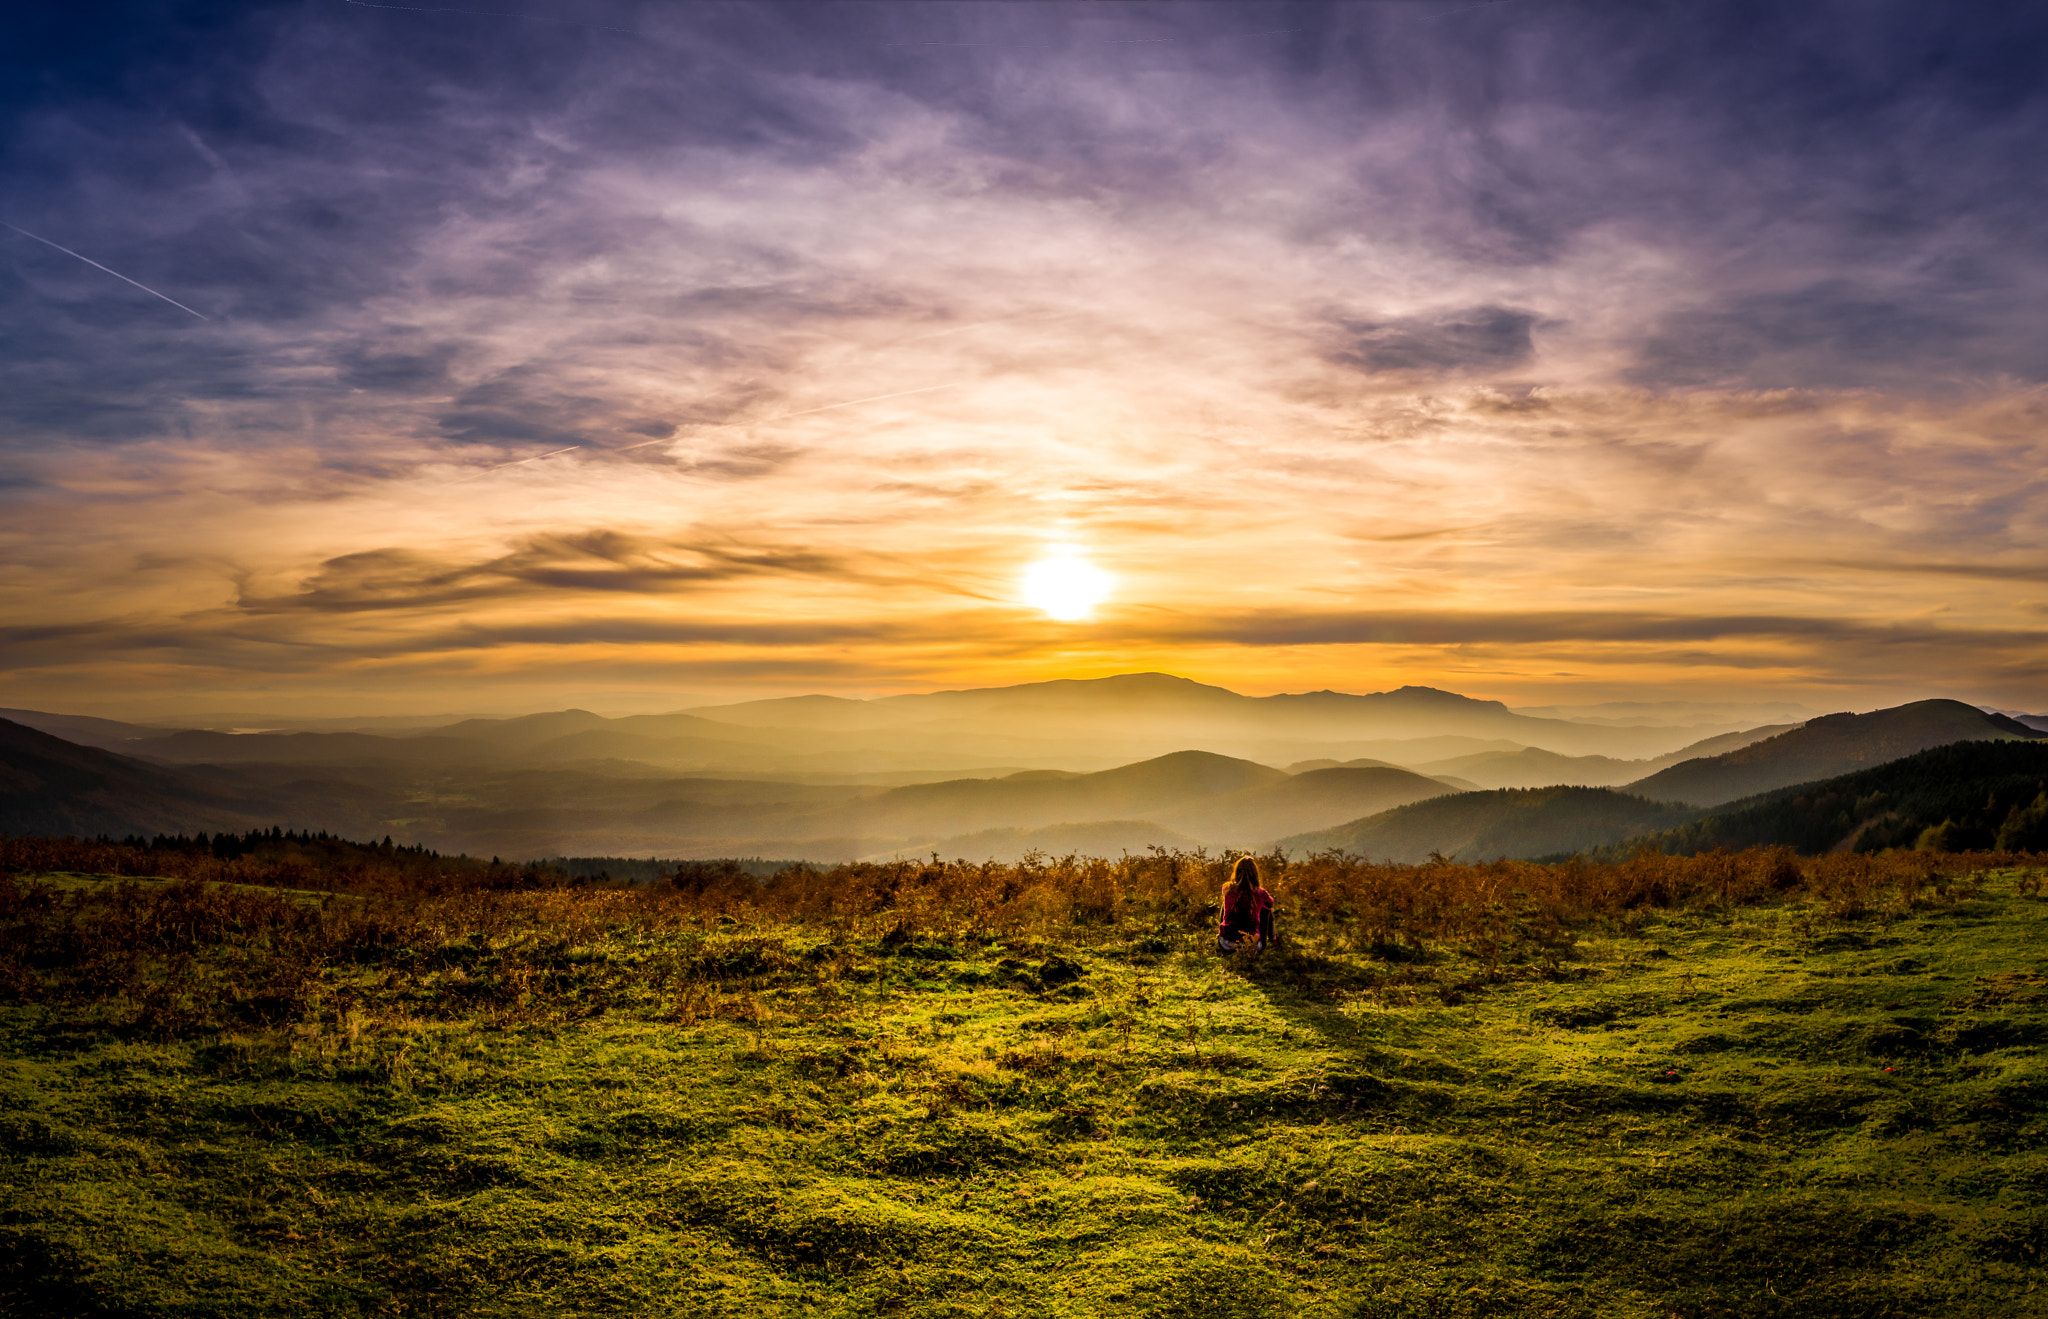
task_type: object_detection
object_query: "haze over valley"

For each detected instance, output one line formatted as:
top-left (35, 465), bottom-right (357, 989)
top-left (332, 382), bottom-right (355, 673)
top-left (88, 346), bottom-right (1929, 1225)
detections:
top-left (5, 673), bottom-right (2041, 865)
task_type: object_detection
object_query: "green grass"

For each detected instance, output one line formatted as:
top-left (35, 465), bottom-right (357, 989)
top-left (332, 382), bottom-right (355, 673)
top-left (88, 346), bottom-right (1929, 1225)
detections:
top-left (3, 872), bottom-right (2045, 1318)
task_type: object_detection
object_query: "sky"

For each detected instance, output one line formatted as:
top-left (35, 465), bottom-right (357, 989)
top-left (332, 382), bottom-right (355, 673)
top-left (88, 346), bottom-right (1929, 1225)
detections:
top-left (2, 0), bottom-right (2046, 719)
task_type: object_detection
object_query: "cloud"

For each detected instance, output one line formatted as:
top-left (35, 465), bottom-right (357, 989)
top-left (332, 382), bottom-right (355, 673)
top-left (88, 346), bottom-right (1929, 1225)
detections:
top-left (238, 531), bottom-right (885, 614)
top-left (1330, 306), bottom-right (1540, 375)
top-left (1, 1), bottom-right (2047, 712)
top-left (337, 335), bottom-right (460, 395)
top-left (1628, 282), bottom-right (2045, 390)
top-left (1125, 607), bottom-right (2048, 655)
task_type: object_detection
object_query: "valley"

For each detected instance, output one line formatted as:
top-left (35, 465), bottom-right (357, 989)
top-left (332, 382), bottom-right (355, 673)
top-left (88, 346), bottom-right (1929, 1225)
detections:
top-left (4, 676), bottom-right (2043, 866)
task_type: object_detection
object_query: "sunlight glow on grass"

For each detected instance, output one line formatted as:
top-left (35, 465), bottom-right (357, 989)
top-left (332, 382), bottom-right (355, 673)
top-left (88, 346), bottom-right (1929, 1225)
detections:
top-left (1020, 551), bottom-right (1112, 621)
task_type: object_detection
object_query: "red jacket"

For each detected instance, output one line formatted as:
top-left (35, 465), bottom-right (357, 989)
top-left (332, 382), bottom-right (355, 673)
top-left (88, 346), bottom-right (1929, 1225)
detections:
top-left (1218, 884), bottom-right (1273, 936)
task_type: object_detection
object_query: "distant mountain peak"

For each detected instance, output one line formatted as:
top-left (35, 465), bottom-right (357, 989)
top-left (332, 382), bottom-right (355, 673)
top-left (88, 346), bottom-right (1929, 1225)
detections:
top-left (1381, 685), bottom-right (1509, 710)
top-left (1264, 684), bottom-right (1509, 711)
top-left (1013, 672), bottom-right (1237, 695)
top-left (1124, 747), bottom-right (1266, 768)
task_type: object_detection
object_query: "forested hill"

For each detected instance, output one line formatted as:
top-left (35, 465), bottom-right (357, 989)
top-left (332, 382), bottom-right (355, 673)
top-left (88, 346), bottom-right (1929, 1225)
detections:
top-left (1591, 739), bottom-right (2048, 859)
top-left (0, 717), bottom-right (260, 837)
top-left (1623, 699), bottom-right (2043, 807)
top-left (1280, 786), bottom-right (1698, 864)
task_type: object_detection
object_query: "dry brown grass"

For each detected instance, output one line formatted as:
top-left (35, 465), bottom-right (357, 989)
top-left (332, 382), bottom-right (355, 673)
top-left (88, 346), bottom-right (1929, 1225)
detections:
top-left (0, 834), bottom-right (2030, 1038)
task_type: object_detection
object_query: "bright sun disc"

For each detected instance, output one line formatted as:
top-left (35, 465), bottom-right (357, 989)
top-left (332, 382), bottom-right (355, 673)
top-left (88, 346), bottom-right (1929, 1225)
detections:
top-left (1021, 554), bottom-right (1112, 621)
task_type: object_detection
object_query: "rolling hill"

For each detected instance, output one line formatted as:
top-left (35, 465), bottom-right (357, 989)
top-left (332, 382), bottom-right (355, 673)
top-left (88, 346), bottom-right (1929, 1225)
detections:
top-left (1624, 700), bottom-right (2044, 806)
top-left (1278, 786), bottom-right (1698, 864)
top-left (790, 750), bottom-right (1287, 840)
top-left (1410, 724), bottom-right (1800, 790)
top-left (0, 723), bottom-right (1455, 861)
top-left (1150, 765), bottom-right (1460, 846)
top-left (1410, 748), bottom-right (1646, 789)
top-left (13, 686), bottom-right (2035, 864)
top-left (0, 708), bottom-right (170, 750)
top-left (1593, 739), bottom-right (2048, 857)
top-left (1, 674), bottom-right (1754, 792)
top-left (692, 673), bottom-right (1740, 760)
top-left (1288, 740), bottom-right (1523, 770)
top-left (0, 718), bottom-right (270, 837)
top-left (0, 721), bottom-right (885, 856)
top-left (1284, 757), bottom-right (1409, 773)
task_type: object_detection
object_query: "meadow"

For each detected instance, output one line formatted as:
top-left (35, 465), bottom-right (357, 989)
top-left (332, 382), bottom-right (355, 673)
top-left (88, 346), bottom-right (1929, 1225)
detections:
top-left (1, 836), bottom-right (2043, 1317)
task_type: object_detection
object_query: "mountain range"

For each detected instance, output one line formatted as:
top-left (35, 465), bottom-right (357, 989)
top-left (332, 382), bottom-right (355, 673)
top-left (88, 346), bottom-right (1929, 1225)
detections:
top-left (1, 676), bottom-right (2040, 863)
top-left (1283, 702), bottom-right (2046, 861)
top-left (0, 675), bottom-right (1778, 778)
top-left (1592, 740), bottom-right (2048, 858)
top-left (1622, 700), bottom-right (2042, 806)
top-left (0, 722), bottom-right (1464, 861)
top-left (0, 720), bottom-right (274, 838)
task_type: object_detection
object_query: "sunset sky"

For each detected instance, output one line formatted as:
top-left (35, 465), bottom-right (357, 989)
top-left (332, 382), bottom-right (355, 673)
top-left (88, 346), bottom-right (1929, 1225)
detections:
top-left (3, 1), bottom-right (2045, 718)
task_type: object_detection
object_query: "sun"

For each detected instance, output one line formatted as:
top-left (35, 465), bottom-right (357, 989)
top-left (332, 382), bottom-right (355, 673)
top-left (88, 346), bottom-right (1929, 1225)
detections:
top-left (1021, 552), bottom-right (1112, 621)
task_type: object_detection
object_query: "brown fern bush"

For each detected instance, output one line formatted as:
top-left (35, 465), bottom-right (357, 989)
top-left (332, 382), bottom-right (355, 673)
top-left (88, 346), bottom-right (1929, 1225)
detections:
top-left (0, 834), bottom-right (2033, 1040)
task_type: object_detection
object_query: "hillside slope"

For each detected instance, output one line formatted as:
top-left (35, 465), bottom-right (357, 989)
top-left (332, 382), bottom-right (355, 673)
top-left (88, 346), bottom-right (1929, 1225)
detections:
top-left (1153, 765), bottom-right (1458, 846)
top-left (1625, 700), bottom-right (2043, 806)
top-left (1279, 786), bottom-right (1697, 863)
top-left (0, 672), bottom-right (1752, 790)
top-left (1596, 739), bottom-right (2048, 857)
top-left (696, 673), bottom-right (1736, 758)
top-left (1298, 725), bottom-right (1795, 791)
top-left (0, 708), bottom-right (172, 750)
top-left (1409, 747), bottom-right (1633, 790)
top-left (0, 719), bottom-right (266, 837)
top-left (798, 750), bottom-right (1286, 838)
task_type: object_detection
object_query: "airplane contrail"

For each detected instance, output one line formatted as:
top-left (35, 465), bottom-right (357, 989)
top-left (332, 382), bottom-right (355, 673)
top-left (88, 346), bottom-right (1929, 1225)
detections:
top-left (456, 444), bottom-right (583, 482)
top-left (1, 222), bottom-right (211, 321)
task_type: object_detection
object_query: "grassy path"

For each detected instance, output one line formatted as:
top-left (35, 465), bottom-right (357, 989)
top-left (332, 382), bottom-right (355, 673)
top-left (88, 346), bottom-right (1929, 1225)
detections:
top-left (3, 873), bottom-right (2044, 1317)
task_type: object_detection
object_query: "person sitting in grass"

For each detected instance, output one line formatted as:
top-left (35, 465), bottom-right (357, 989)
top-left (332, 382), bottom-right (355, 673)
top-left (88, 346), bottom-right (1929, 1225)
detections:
top-left (1217, 855), bottom-right (1276, 953)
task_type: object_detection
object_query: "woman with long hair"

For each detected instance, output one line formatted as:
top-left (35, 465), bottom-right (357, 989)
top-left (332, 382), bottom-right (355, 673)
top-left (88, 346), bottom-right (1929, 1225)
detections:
top-left (1217, 855), bottom-right (1275, 953)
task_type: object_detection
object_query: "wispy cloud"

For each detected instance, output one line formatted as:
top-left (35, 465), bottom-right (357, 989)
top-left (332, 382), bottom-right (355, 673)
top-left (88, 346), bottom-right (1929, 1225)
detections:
top-left (1, 1), bottom-right (2045, 713)
top-left (237, 531), bottom-right (890, 613)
